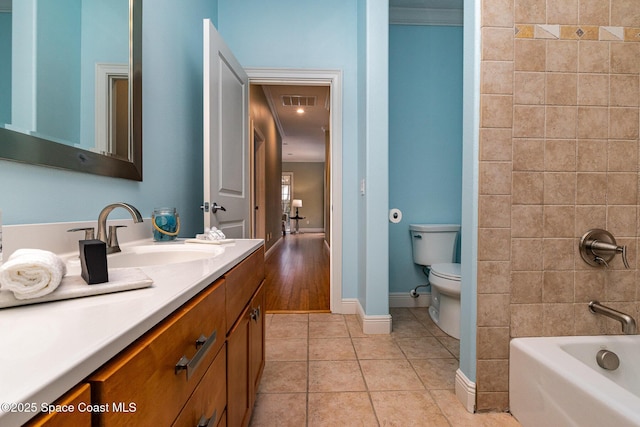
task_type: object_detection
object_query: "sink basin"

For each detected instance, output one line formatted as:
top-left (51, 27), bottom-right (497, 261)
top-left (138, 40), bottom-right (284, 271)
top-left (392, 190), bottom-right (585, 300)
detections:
top-left (106, 243), bottom-right (225, 268)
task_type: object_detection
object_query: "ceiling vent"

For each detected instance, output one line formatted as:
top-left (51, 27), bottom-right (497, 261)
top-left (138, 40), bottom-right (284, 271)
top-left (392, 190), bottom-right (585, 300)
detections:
top-left (281, 95), bottom-right (317, 107)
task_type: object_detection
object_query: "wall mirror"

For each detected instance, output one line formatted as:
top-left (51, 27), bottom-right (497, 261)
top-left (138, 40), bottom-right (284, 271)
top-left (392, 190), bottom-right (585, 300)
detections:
top-left (0, 0), bottom-right (142, 181)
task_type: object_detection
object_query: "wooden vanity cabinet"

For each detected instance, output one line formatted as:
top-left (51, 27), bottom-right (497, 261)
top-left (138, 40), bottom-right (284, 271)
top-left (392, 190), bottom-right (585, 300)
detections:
top-left (25, 383), bottom-right (91, 427)
top-left (23, 245), bottom-right (265, 427)
top-left (226, 247), bottom-right (265, 427)
top-left (89, 279), bottom-right (226, 426)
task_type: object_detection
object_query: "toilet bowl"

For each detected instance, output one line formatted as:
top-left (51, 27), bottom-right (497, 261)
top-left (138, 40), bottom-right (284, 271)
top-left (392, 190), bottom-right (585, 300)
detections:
top-left (428, 263), bottom-right (461, 339)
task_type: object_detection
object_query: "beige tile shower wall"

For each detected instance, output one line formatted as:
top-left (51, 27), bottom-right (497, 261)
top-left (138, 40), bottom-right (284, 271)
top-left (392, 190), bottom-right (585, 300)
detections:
top-left (477, 0), bottom-right (640, 412)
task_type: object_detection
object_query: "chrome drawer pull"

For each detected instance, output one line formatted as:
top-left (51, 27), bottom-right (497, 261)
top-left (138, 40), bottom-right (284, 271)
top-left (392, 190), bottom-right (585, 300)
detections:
top-left (197, 409), bottom-right (217, 427)
top-left (174, 330), bottom-right (217, 380)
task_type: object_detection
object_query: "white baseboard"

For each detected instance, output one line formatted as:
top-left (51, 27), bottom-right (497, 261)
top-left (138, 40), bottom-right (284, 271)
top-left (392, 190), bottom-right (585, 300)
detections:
top-left (355, 299), bottom-right (392, 334)
top-left (455, 368), bottom-right (476, 413)
top-left (340, 298), bottom-right (392, 334)
top-left (389, 292), bottom-right (431, 308)
top-left (340, 298), bottom-right (358, 314)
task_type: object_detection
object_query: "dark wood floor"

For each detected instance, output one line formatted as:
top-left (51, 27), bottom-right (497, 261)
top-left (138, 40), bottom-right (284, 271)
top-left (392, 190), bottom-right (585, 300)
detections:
top-left (264, 233), bottom-right (330, 313)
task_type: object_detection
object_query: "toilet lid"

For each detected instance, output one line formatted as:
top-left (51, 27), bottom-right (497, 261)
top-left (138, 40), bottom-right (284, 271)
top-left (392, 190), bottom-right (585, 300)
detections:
top-left (430, 263), bottom-right (461, 281)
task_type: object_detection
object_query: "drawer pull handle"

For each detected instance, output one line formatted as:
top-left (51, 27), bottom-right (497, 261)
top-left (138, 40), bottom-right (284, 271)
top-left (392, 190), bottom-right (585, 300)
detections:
top-left (175, 330), bottom-right (217, 380)
top-left (197, 409), bottom-right (217, 427)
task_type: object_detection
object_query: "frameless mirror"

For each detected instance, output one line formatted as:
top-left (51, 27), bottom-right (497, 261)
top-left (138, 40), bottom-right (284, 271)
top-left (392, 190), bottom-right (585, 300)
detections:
top-left (0, 0), bottom-right (142, 180)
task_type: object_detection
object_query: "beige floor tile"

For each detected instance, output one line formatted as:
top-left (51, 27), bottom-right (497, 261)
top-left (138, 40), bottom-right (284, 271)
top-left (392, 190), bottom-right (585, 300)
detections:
top-left (308, 392), bottom-right (378, 427)
top-left (309, 320), bottom-right (350, 338)
top-left (390, 307), bottom-right (418, 320)
top-left (360, 359), bottom-right (425, 391)
top-left (436, 335), bottom-right (460, 359)
top-left (345, 315), bottom-right (367, 338)
top-left (249, 393), bottom-right (307, 427)
top-left (410, 309), bottom-right (448, 337)
top-left (352, 336), bottom-right (406, 359)
top-left (309, 313), bottom-right (346, 323)
top-left (431, 390), bottom-right (522, 426)
top-left (270, 313), bottom-right (309, 324)
top-left (266, 321), bottom-right (308, 339)
top-left (265, 338), bottom-right (308, 361)
top-left (395, 336), bottom-right (454, 359)
top-left (258, 361), bottom-right (307, 393)
top-left (308, 360), bottom-right (367, 392)
top-left (370, 391), bottom-right (450, 427)
top-left (408, 307), bottom-right (433, 321)
top-left (390, 319), bottom-right (432, 337)
top-left (410, 358), bottom-right (459, 390)
top-left (309, 337), bottom-right (356, 360)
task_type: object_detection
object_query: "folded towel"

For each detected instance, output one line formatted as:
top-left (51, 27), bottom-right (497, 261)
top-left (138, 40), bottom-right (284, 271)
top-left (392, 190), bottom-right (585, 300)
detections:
top-left (0, 249), bottom-right (67, 300)
top-left (195, 227), bottom-right (226, 241)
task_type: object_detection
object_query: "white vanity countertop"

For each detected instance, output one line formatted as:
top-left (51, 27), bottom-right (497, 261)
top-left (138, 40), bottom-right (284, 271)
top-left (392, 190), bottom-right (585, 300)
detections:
top-left (0, 238), bottom-right (263, 427)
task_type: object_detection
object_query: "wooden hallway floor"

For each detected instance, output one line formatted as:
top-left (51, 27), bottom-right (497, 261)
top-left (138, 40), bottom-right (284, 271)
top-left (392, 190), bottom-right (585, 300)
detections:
top-left (264, 233), bottom-right (330, 313)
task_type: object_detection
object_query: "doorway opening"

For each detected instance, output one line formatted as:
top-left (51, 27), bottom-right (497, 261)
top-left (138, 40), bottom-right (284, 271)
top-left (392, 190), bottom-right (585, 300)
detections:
top-left (247, 68), bottom-right (343, 314)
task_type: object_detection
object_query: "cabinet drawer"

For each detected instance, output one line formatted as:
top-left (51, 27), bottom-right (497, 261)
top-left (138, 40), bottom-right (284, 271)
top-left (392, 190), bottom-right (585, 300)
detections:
top-left (172, 344), bottom-right (226, 427)
top-left (25, 383), bottom-right (91, 427)
top-left (225, 246), bottom-right (265, 332)
top-left (90, 279), bottom-right (226, 426)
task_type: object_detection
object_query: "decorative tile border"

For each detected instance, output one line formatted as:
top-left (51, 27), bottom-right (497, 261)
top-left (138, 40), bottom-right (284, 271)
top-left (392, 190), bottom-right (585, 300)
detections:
top-left (515, 24), bottom-right (640, 42)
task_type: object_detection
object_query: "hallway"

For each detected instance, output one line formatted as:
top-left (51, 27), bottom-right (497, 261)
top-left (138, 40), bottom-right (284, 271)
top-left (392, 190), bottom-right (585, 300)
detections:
top-left (264, 233), bottom-right (330, 312)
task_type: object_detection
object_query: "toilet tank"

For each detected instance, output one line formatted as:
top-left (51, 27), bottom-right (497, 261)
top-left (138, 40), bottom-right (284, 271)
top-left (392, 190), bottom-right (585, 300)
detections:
top-left (409, 224), bottom-right (460, 266)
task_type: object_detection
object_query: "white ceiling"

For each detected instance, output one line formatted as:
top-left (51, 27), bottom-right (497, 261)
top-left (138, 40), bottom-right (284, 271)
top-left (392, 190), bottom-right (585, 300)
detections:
top-left (261, 85), bottom-right (330, 163)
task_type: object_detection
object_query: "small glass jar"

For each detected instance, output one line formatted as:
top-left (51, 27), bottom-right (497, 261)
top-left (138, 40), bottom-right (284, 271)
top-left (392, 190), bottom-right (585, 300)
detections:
top-left (152, 207), bottom-right (180, 241)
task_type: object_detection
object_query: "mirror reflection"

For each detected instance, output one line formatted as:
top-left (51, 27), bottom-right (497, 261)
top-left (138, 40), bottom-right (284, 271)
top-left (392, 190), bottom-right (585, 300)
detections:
top-left (0, 0), bottom-right (130, 160)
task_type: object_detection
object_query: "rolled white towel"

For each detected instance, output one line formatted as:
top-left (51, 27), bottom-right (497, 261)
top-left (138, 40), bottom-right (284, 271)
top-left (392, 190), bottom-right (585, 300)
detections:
top-left (0, 249), bottom-right (67, 300)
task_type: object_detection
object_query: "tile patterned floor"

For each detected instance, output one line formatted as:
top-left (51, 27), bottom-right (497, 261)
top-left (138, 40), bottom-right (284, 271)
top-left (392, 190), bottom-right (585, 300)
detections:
top-left (249, 307), bottom-right (521, 427)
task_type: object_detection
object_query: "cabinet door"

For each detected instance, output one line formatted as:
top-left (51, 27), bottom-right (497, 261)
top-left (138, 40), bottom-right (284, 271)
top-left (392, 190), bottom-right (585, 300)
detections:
top-left (226, 305), bottom-right (251, 427)
top-left (172, 344), bottom-right (226, 427)
top-left (249, 282), bottom-right (265, 400)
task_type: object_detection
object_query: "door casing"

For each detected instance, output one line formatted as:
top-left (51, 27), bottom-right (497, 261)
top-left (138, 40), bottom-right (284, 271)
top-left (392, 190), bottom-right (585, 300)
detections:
top-left (246, 68), bottom-right (343, 314)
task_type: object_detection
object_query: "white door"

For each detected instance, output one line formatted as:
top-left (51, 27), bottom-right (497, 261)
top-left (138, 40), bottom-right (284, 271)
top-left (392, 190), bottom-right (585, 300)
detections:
top-left (203, 19), bottom-right (250, 238)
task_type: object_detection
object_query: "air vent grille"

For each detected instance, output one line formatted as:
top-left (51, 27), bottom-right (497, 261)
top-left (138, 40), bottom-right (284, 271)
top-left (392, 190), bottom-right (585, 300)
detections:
top-left (281, 95), bottom-right (317, 107)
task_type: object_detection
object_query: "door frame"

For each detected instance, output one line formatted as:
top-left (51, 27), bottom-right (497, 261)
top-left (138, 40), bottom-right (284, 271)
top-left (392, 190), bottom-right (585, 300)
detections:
top-left (251, 122), bottom-right (266, 240)
top-left (246, 68), bottom-right (343, 314)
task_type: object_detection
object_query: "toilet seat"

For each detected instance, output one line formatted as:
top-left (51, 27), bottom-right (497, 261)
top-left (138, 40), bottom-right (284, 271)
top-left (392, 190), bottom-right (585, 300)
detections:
top-left (430, 263), bottom-right (460, 281)
top-left (429, 263), bottom-right (461, 297)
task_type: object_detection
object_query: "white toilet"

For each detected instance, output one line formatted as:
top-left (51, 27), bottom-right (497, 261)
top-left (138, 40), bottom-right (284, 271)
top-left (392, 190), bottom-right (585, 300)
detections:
top-left (409, 224), bottom-right (461, 339)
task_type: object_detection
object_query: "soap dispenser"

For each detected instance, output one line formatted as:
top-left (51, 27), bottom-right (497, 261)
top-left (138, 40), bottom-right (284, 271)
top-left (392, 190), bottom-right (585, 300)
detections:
top-left (79, 239), bottom-right (109, 284)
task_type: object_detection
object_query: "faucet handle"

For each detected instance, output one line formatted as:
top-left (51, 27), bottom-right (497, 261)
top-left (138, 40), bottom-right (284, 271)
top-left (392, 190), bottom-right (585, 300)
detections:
top-left (107, 225), bottom-right (127, 254)
top-left (68, 227), bottom-right (95, 240)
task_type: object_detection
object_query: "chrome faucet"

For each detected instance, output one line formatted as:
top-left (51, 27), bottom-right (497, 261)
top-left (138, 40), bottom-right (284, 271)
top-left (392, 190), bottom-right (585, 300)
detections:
top-left (589, 301), bottom-right (637, 335)
top-left (97, 203), bottom-right (143, 254)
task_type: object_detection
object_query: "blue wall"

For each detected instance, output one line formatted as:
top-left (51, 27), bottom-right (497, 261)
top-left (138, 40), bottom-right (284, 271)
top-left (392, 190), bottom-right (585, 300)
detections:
top-left (217, 0), bottom-right (362, 301)
top-left (80, 0), bottom-right (129, 149)
top-left (0, 0), bottom-right (218, 240)
top-left (0, 12), bottom-right (10, 126)
top-left (36, 0), bottom-right (81, 143)
top-left (388, 24), bottom-right (463, 294)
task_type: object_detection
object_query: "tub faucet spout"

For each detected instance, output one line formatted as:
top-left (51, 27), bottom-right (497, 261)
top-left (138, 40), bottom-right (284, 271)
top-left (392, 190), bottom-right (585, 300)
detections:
top-left (589, 301), bottom-right (637, 335)
top-left (97, 203), bottom-right (143, 254)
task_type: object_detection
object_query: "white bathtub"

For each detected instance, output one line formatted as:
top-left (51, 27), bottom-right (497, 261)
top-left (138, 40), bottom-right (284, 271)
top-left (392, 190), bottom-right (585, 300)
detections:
top-left (510, 335), bottom-right (640, 427)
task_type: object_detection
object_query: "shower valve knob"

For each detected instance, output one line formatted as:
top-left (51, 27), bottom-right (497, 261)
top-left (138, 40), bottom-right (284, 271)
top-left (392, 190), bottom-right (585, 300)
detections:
top-left (579, 229), bottom-right (629, 269)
